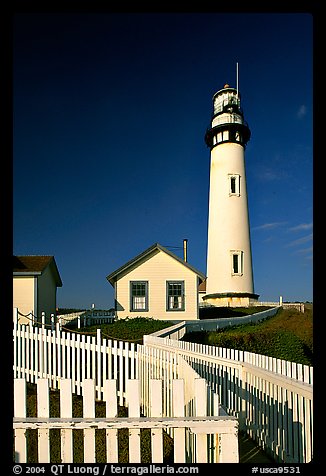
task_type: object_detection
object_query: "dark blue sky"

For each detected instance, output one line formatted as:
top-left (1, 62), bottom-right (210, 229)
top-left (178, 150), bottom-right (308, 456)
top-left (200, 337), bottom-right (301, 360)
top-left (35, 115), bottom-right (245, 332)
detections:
top-left (13, 12), bottom-right (313, 308)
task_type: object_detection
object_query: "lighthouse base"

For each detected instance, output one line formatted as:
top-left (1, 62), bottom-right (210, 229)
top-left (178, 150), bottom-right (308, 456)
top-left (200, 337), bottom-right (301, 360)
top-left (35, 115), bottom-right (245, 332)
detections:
top-left (202, 292), bottom-right (259, 308)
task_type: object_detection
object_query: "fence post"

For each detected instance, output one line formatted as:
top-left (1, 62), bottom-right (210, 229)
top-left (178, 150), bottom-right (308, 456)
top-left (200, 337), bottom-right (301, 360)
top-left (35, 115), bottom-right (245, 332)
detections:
top-left (219, 420), bottom-right (239, 463)
top-left (78, 315), bottom-right (81, 329)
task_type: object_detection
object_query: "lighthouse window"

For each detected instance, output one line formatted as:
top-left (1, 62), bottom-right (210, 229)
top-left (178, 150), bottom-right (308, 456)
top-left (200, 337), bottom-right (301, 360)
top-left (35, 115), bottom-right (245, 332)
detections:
top-left (231, 251), bottom-right (243, 276)
top-left (233, 254), bottom-right (239, 274)
top-left (230, 177), bottom-right (236, 194)
top-left (229, 174), bottom-right (240, 196)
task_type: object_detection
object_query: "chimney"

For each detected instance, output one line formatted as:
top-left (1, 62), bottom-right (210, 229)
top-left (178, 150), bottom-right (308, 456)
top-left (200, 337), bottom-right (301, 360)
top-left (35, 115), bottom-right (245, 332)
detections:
top-left (183, 239), bottom-right (188, 262)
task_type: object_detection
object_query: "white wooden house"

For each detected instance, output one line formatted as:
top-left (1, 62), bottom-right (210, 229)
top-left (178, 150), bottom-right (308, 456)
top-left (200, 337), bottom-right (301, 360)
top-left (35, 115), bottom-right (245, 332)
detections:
top-left (13, 255), bottom-right (62, 324)
top-left (106, 243), bottom-right (206, 321)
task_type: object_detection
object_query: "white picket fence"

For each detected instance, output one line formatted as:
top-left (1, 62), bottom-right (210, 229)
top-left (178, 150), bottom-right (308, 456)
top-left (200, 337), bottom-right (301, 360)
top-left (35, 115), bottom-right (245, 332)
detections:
top-left (13, 310), bottom-right (238, 463)
top-left (13, 307), bottom-right (313, 463)
top-left (13, 377), bottom-right (238, 464)
top-left (144, 334), bottom-right (313, 463)
top-left (13, 321), bottom-right (137, 404)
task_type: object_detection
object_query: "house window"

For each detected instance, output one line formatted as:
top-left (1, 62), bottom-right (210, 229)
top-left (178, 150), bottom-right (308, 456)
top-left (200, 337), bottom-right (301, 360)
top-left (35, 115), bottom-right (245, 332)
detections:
top-left (130, 281), bottom-right (148, 312)
top-left (229, 174), bottom-right (240, 196)
top-left (231, 251), bottom-right (243, 276)
top-left (166, 281), bottom-right (185, 311)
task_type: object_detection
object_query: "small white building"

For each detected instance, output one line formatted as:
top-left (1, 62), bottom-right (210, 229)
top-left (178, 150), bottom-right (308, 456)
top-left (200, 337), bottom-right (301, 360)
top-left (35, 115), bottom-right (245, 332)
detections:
top-left (13, 255), bottom-right (62, 324)
top-left (106, 243), bottom-right (206, 321)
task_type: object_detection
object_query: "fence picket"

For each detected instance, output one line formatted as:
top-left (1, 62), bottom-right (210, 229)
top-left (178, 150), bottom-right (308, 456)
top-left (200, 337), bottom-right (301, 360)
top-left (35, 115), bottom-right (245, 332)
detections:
top-left (173, 379), bottom-right (186, 463)
top-left (14, 378), bottom-right (27, 463)
top-left (195, 378), bottom-right (208, 463)
top-left (104, 379), bottom-right (118, 462)
top-left (70, 333), bottom-right (75, 381)
top-left (119, 341), bottom-right (124, 406)
top-left (37, 378), bottom-right (50, 462)
top-left (150, 379), bottom-right (163, 463)
top-left (127, 379), bottom-right (141, 463)
top-left (26, 325), bottom-right (30, 382)
top-left (83, 379), bottom-right (96, 463)
top-left (86, 336), bottom-right (91, 380)
top-left (97, 329), bottom-right (102, 400)
top-left (60, 379), bottom-right (73, 463)
top-left (81, 334), bottom-right (86, 391)
top-left (43, 328), bottom-right (48, 378)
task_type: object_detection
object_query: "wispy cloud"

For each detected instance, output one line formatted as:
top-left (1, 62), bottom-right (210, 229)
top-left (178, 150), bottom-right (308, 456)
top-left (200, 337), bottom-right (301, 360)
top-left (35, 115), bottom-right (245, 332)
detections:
top-left (252, 222), bottom-right (287, 231)
top-left (286, 233), bottom-right (313, 247)
top-left (293, 246), bottom-right (313, 255)
top-left (255, 167), bottom-right (286, 182)
top-left (297, 104), bottom-right (307, 119)
top-left (288, 222), bottom-right (312, 232)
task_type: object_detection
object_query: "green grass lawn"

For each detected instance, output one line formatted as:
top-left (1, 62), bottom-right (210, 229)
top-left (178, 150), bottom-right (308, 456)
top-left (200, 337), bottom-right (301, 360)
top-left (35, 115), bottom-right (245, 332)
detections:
top-left (66, 317), bottom-right (173, 343)
top-left (66, 308), bottom-right (313, 365)
top-left (183, 306), bottom-right (313, 366)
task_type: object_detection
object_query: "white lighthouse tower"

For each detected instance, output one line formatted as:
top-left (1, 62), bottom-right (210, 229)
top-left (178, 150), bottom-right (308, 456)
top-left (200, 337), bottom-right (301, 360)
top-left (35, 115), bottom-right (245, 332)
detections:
top-left (203, 82), bottom-right (259, 307)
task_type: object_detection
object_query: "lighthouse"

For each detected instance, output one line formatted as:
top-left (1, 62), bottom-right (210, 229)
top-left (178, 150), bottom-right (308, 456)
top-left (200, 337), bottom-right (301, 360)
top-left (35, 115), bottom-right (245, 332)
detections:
top-left (203, 82), bottom-right (259, 307)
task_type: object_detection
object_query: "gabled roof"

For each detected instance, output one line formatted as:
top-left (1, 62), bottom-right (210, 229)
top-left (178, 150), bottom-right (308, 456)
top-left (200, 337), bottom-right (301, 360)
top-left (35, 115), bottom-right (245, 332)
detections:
top-left (13, 255), bottom-right (63, 287)
top-left (106, 243), bottom-right (206, 286)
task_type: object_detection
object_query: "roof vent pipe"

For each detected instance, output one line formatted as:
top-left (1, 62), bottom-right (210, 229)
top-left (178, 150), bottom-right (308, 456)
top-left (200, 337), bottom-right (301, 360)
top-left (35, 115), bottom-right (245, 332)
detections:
top-left (183, 239), bottom-right (188, 263)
